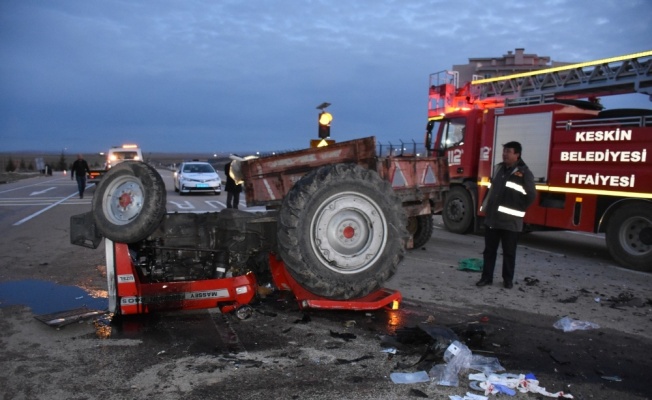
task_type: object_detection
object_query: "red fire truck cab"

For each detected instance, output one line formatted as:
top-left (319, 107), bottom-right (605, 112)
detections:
top-left (427, 51), bottom-right (652, 271)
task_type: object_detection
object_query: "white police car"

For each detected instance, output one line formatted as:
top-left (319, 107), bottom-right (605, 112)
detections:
top-left (174, 161), bottom-right (222, 195)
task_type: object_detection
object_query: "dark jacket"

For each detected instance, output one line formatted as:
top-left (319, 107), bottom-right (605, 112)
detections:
top-left (224, 162), bottom-right (242, 194)
top-left (71, 159), bottom-right (90, 180)
top-left (481, 158), bottom-right (536, 232)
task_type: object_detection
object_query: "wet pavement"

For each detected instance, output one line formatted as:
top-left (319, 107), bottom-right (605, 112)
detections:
top-left (0, 279), bottom-right (107, 314)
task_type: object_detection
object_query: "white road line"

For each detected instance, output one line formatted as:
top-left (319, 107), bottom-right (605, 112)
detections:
top-left (0, 177), bottom-right (67, 193)
top-left (12, 192), bottom-right (80, 226)
top-left (30, 187), bottom-right (57, 196)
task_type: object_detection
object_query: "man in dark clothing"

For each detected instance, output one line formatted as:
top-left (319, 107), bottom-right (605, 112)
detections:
top-left (224, 161), bottom-right (242, 209)
top-left (71, 154), bottom-right (91, 199)
top-left (476, 141), bottom-right (536, 289)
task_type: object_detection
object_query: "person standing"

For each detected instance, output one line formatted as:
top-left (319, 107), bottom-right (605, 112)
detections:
top-left (476, 141), bottom-right (536, 289)
top-left (70, 154), bottom-right (91, 199)
top-left (224, 161), bottom-right (242, 209)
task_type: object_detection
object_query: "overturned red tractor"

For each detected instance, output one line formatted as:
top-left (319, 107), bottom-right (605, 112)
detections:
top-left (71, 137), bottom-right (449, 315)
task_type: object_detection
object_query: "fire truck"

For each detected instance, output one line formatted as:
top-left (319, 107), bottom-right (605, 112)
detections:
top-left (426, 50), bottom-right (652, 271)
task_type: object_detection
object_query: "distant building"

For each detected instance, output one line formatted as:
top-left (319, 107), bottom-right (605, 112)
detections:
top-left (453, 48), bottom-right (571, 84)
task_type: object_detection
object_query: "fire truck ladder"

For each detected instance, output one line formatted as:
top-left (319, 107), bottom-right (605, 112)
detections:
top-left (471, 50), bottom-right (652, 104)
top-left (428, 50), bottom-right (652, 118)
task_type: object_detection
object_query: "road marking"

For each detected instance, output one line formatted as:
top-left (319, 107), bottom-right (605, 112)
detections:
top-left (30, 187), bottom-right (56, 196)
top-left (12, 192), bottom-right (80, 226)
top-left (0, 177), bottom-right (67, 194)
top-left (205, 200), bottom-right (225, 209)
top-left (168, 200), bottom-right (195, 209)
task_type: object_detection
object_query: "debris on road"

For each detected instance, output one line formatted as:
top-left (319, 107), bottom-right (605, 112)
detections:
top-left (457, 258), bottom-right (483, 272)
top-left (390, 370), bottom-right (430, 384)
top-left (553, 316), bottom-right (600, 332)
top-left (468, 372), bottom-right (574, 398)
top-left (34, 307), bottom-right (106, 328)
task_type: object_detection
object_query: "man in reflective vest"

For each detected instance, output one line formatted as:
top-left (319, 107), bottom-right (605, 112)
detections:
top-left (476, 141), bottom-right (536, 289)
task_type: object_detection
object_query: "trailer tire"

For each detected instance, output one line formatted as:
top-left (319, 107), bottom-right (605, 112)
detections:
top-left (442, 186), bottom-right (474, 234)
top-left (92, 161), bottom-right (167, 243)
top-left (278, 163), bottom-right (408, 300)
top-left (605, 204), bottom-right (652, 272)
top-left (408, 215), bottom-right (434, 249)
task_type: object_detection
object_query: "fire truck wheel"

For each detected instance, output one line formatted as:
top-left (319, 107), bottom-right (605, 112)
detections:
top-left (92, 161), bottom-right (167, 243)
top-left (605, 204), bottom-right (652, 272)
top-left (442, 186), bottom-right (474, 234)
top-left (407, 215), bottom-right (434, 249)
top-left (278, 163), bottom-right (408, 300)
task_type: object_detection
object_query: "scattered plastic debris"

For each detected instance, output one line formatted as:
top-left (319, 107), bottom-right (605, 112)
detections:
top-left (429, 341), bottom-right (473, 387)
top-left (601, 375), bottom-right (622, 382)
top-left (553, 316), bottom-right (600, 332)
top-left (449, 393), bottom-right (488, 400)
top-left (381, 348), bottom-right (397, 354)
top-left (458, 258), bottom-right (483, 272)
top-left (429, 341), bottom-right (506, 389)
top-left (468, 372), bottom-right (573, 398)
top-left (390, 370), bottom-right (430, 384)
top-left (469, 355), bottom-right (505, 375)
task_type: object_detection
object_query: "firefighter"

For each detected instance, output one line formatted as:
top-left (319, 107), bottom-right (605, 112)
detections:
top-left (476, 141), bottom-right (536, 289)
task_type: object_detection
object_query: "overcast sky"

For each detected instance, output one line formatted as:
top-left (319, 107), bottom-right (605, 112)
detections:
top-left (1, 0), bottom-right (651, 155)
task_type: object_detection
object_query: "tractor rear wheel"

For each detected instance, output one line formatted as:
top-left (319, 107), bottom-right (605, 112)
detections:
top-left (277, 164), bottom-right (408, 299)
top-left (92, 161), bottom-right (166, 243)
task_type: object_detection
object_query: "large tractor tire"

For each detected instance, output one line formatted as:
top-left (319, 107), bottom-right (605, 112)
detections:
top-left (605, 203), bottom-right (652, 272)
top-left (277, 164), bottom-right (408, 300)
top-left (442, 186), bottom-right (474, 234)
top-left (407, 215), bottom-right (434, 249)
top-left (92, 161), bottom-right (167, 243)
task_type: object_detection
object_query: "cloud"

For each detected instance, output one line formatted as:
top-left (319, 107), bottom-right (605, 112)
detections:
top-left (0, 0), bottom-right (650, 153)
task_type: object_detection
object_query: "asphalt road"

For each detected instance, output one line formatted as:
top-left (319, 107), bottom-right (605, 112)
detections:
top-left (1, 171), bottom-right (651, 400)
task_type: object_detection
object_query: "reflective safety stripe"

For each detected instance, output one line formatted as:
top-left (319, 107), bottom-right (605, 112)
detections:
top-left (498, 205), bottom-right (526, 217)
top-left (505, 181), bottom-right (527, 195)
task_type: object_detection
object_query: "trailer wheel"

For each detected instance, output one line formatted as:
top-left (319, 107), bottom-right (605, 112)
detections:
top-left (605, 204), bottom-right (652, 272)
top-left (442, 186), bottom-right (474, 234)
top-left (92, 161), bottom-right (167, 243)
top-left (408, 215), bottom-right (434, 249)
top-left (278, 164), bottom-right (408, 300)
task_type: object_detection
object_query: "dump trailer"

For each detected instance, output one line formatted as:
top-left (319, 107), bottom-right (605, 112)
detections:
top-left (71, 136), bottom-right (448, 315)
top-left (426, 50), bottom-right (652, 271)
